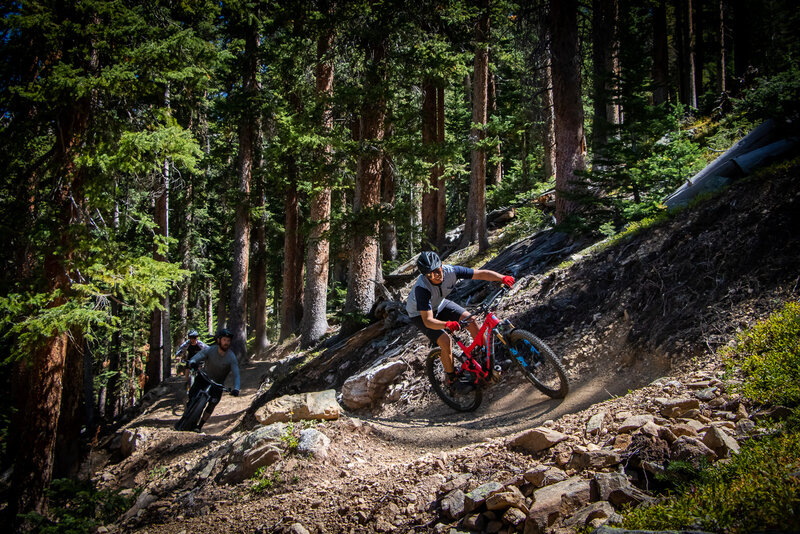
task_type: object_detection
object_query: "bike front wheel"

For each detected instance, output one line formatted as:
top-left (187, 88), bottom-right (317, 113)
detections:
top-left (177, 393), bottom-right (208, 431)
top-left (508, 330), bottom-right (569, 399)
top-left (426, 348), bottom-right (483, 412)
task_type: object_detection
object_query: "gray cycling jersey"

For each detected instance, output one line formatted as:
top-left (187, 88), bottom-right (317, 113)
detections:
top-left (189, 345), bottom-right (241, 390)
top-left (406, 264), bottom-right (473, 318)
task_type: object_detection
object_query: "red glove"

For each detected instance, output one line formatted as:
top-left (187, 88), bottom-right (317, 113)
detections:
top-left (502, 275), bottom-right (515, 287)
top-left (445, 321), bottom-right (461, 332)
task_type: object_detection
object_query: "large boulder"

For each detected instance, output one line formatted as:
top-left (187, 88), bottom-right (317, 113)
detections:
top-left (590, 472), bottom-right (655, 507)
top-left (525, 476), bottom-right (591, 533)
top-left (255, 390), bottom-right (341, 424)
top-left (506, 427), bottom-right (569, 453)
top-left (341, 360), bottom-right (408, 409)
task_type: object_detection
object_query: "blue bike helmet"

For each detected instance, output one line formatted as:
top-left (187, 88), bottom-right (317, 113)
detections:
top-left (215, 327), bottom-right (233, 341)
top-left (188, 329), bottom-right (199, 338)
top-left (416, 251), bottom-right (442, 275)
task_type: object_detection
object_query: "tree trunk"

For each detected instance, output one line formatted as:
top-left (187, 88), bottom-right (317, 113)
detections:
top-left (381, 123), bottom-right (398, 262)
top-left (421, 79), bottom-right (438, 250)
top-left (229, 23), bottom-right (260, 362)
top-left (550, 0), bottom-right (587, 223)
top-left (435, 86), bottom-right (446, 247)
top-left (543, 57), bottom-right (557, 182)
top-left (207, 279), bottom-right (214, 335)
top-left (592, 0), bottom-right (620, 153)
top-left (342, 39), bottom-right (386, 337)
top-left (694, 0), bottom-right (705, 101)
top-left (301, 24), bottom-right (335, 347)
top-left (675, 0), bottom-right (689, 106)
top-left (488, 71), bottom-right (502, 186)
top-left (106, 299), bottom-right (122, 420)
top-left (280, 164), bottom-right (303, 341)
top-left (717, 0), bottom-right (727, 93)
top-left (687, 0), bottom-right (698, 108)
top-left (251, 187), bottom-right (269, 353)
top-left (216, 279), bottom-right (228, 330)
top-left (653, 1), bottom-right (670, 104)
top-left (462, 3), bottom-right (490, 252)
top-left (145, 169), bottom-right (168, 391)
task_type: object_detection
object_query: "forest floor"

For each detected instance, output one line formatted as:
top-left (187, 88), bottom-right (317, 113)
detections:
top-left (90, 159), bottom-right (800, 533)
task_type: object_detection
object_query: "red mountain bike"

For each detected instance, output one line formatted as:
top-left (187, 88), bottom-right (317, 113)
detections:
top-left (426, 285), bottom-right (569, 411)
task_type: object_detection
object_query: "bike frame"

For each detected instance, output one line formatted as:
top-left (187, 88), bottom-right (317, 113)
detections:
top-left (451, 288), bottom-right (514, 385)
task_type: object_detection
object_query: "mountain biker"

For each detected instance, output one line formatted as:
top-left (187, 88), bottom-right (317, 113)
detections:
top-left (174, 329), bottom-right (208, 395)
top-left (406, 251), bottom-right (514, 391)
top-left (182, 327), bottom-right (241, 432)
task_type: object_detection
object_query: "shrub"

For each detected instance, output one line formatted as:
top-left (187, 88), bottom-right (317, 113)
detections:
top-left (724, 301), bottom-right (800, 406)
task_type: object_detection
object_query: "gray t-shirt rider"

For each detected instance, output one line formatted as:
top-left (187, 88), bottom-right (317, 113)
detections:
top-left (189, 345), bottom-right (241, 390)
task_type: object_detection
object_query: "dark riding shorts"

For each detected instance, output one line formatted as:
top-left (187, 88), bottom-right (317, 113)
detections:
top-left (409, 299), bottom-right (467, 345)
top-left (188, 374), bottom-right (224, 414)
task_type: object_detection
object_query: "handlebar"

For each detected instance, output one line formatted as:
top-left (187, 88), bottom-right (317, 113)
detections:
top-left (193, 368), bottom-right (232, 393)
top-left (444, 283), bottom-right (510, 332)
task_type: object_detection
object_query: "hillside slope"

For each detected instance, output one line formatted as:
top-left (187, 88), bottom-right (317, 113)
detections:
top-left (90, 159), bottom-right (800, 534)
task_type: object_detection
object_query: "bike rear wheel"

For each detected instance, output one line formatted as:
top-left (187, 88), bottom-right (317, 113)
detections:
top-left (426, 348), bottom-right (482, 412)
top-left (509, 330), bottom-right (569, 399)
top-left (177, 393), bottom-right (208, 431)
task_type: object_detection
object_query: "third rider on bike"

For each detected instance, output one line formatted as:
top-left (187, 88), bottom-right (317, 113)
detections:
top-left (406, 251), bottom-right (514, 391)
top-left (185, 327), bottom-right (241, 432)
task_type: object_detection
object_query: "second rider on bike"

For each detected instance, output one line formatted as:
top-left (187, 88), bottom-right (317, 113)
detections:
top-left (407, 251), bottom-right (514, 391)
top-left (183, 327), bottom-right (241, 432)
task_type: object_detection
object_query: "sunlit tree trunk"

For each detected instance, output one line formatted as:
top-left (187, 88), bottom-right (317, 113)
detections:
top-left (343, 38), bottom-right (386, 336)
top-left (229, 22), bottom-right (260, 362)
top-left (592, 0), bottom-right (620, 154)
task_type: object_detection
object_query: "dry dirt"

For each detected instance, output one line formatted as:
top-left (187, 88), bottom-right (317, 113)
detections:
top-left (94, 160), bottom-right (800, 533)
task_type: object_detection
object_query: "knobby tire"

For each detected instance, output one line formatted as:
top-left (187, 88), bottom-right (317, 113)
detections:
top-left (178, 394), bottom-right (208, 431)
top-left (426, 348), bottom-right (482, 412)
top-left (509, 329), bottom-right (569, 399)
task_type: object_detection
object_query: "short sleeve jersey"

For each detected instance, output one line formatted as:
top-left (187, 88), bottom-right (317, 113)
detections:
top-left (405, 264), bottom-right (474, 318)
top-left (189, 345), bottom-right (241, 390)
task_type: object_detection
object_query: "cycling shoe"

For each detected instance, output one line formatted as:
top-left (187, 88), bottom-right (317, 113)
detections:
top-left (449, 371), bottom-right (476, 393)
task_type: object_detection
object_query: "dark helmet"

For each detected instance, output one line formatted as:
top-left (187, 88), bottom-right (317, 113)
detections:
top-left (416, 251), bottom-right (442, 275)
top-left (215, 327), bottom-right (233, 341)
top-left (188, 329), bottom-right (199, 338)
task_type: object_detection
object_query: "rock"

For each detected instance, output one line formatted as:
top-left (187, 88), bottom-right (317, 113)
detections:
top-left (702, 427), bottom-right (740, 457)
top-left (669, 423), bottom-right (700, 439)
top-left (297, 428), bottom-right (331, 458)
top-left (119, 428), bottom-right (148, 458)
top-left (242, 445), bottom-right (281, 476)
top-left (464, 482), bottom-right (504, 513)
top-left (735, 419), bottom-right (755, 436)
top-left (670, 435), bottom-right (717, 463)
top-left (612, 434), bottom-right (633, 451)
top-left (506, 427), bottom-right (568, 453)
top-left (289, 524), bottom-right (310, 534)
top-left (591, 527), bottom-right (714, 534)
top-left (440, 473), bottom-right (472, 494)
top-left (503, 507), bottom-right (527, 526)
top-left (524, 465), bottom-right (568, 487)
top-left (485, 486), bottom-right (528, 514)
top-left (586, 412), bottom-right (606, 435)
top-left (120, 490), bottom-right (156, 523)
top-left (752, 405), bottom-right (793, 421)
top-left (694, 387), bottom-right (718, 401)
top-left (617, 415), bottom-right (654, 433)
top-left (197, 457), bottom-right (219, 479)
top-left (462, 513), bottom-right (486, 530)
top-left (341, 361), bottom-right (408, 409)
top-left (525, 476), bottom-right (591, 533)
top-left (563, 501), bottom-right (615, 528)
top-left (551, 442), bottom-right (573, 466)
top-left (660, 397), bottom-right (701, 418)
top-left (440, 489), bottom-right (466, 520)
top-left (735, 403), bottom-right (749, 421)
top-left (568, 449), bottom-right (621, 471)
top-left (255, 390), bottom-right (341, 424)
top-left (591, 473), bottom-right (655, 507)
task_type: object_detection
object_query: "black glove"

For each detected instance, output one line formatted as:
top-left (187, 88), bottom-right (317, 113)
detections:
top-left (231, 389), bottom-right (240, 397)
top-left (189, 360), bottom-right (199, 371)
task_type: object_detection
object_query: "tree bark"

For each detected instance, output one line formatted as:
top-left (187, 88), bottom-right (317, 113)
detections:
top-left (675, 0), bottom-right (689, 106)
top-left (421, 79), bottom-right (438, 250)
top-left (550, 0), bottom-right (587, 223)
top-left (543, 56), bottom-right (557, 182)
top-left (717, 0), bottom-right (727, 93)
top-left (145, 167), bottom-right (168, 391)
top-left (592, 0), bottom-right (620, 153)
top-left (694, 0), bottom-right (705, 101)
top-left (381, 122), bottom-right (398, 262)
top-left (488, 71), bottom-right (502, 186)
top-left (280, 161), bottom-right (303, 341)
top-left (106, 299), bottom-right (122, 420)
top-left (435, 86), bottom-right (446, 247)
top-left (687, 0), bottom-right (698, 108)
top-left (229, 22), bottom-right (260, 362)
top-left (342, 38), bottom-right (386, 337)
top-left (653, 1), bottom-right (670, 104)
top-left (300, 21), bottom-right (335, 348)
top-left (462, 3), bottom-right (490, 252)
top-left (731, 0), bottom-right (750, 83)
